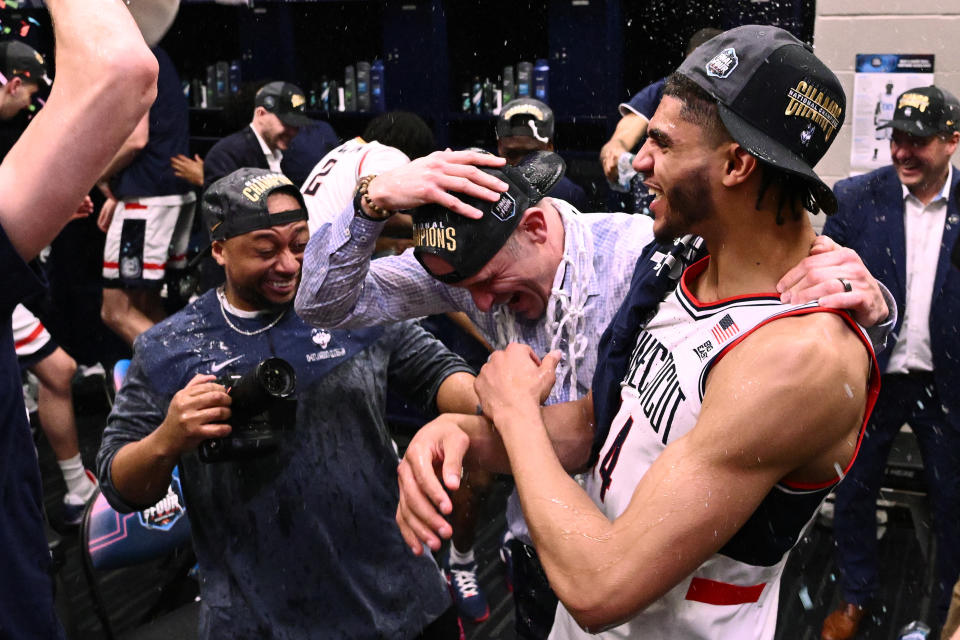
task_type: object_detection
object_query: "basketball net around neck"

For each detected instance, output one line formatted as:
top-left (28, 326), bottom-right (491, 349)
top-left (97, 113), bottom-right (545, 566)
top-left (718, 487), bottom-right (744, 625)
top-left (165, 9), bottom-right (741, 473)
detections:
top-left (491, 213), bottom-right (591, 401)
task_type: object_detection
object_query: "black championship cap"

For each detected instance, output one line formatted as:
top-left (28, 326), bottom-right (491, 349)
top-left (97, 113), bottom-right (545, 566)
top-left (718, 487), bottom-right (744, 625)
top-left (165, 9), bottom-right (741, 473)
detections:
top-left (202, 168), bottom-right (307, 241)
top-left (412, 150), bottom-right (565, 284)
top-left (496, 98), bottom-right (555, 142)
top-left (877, 85), bottom-right (960, 137)
top-left (677, 25), bottom-right (845, 214)
top-left (0, 40), bottom-right (50, 87)
top-left (254, 81), bottom-right (314, 128)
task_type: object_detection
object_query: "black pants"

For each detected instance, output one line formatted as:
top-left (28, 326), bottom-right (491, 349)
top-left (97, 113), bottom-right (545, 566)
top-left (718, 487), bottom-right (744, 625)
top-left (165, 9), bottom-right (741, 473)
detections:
top-left (417, 605), bottom-right (461, 640)
top-left (509, 539), bottom-right (559, 640)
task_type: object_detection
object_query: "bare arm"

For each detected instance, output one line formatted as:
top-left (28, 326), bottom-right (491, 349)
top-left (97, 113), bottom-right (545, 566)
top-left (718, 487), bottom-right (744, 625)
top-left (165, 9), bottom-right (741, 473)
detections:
top-left (296, 149), bottom-right (508, 329)
top-left (599, 113), bottom-right (648, 182)
top-left (477, 317), bottom-right (870, 631)
top-left (99, 111), bottom-right (150, 181)
top-left (396, 382), bottom-right (594, 554)
top-left (110, 375), bottom-right (231, 506)
top-left (0, 0), bottom-right (157, 261)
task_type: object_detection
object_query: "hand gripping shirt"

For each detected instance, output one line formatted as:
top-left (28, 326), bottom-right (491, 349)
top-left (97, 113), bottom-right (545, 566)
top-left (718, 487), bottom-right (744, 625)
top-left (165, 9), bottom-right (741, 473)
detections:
top-left (551, 258), bottom-right (881, 640)
top-left (97, 290), bottom-right (471, 639)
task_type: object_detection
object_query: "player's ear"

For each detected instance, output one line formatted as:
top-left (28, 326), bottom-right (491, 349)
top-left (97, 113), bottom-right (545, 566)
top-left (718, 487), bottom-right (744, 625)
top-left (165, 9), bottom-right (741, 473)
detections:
top-left (211, 240), bottom-right (227, 266)
top-left (519, 207), bottom-right (548, 245)
top-left (721, 143), bottom-right (757, 187)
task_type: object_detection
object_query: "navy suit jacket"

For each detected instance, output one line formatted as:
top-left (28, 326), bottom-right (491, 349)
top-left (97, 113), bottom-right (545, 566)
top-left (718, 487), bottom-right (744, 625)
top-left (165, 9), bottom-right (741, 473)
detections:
top-left (823, 164), bottom-right (960, 418)
top-left (203, 126), bottom-right (269, 190)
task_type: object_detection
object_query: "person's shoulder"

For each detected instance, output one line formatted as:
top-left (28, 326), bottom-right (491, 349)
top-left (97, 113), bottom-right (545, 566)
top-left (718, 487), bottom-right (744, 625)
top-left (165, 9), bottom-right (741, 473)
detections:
top-left (136, 293), bottom-right (212, 351)
top-left (737, 310), bottom-right (870, 388)
top-left (209, 127), bottom-right (253, 152)
top-left (835, 165), bottom-right (895, 192)
top-left (581, 209), bottom-right (654, 234)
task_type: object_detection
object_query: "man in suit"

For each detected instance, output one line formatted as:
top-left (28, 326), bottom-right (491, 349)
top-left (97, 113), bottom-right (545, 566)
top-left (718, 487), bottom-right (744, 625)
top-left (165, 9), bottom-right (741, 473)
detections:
top-left (821, 85), bottom-right (960, 640)
top-left (202, 81), bottom-right (313, 189)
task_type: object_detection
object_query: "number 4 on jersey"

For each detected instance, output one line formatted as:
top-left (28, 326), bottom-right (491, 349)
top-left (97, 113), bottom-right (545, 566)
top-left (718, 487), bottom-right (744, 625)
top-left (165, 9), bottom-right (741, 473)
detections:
top-left (598, 417), bottom-right (633, 502)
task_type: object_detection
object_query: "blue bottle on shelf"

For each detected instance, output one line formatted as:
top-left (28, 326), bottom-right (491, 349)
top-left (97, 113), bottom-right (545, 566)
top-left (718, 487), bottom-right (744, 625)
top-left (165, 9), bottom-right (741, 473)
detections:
top-left (370, 59), bottom-right (385, 112)
top-left (533, 58), bottom-right (549, 103)
top-left (516, 61), bottom-right (532, 98)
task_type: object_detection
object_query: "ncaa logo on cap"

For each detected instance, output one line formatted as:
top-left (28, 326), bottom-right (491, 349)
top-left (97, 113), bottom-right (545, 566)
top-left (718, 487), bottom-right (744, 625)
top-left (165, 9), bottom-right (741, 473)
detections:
top-left (490, 193), bottom-right (517, 222)
top-left (706, 47), bottom-right (738, 78)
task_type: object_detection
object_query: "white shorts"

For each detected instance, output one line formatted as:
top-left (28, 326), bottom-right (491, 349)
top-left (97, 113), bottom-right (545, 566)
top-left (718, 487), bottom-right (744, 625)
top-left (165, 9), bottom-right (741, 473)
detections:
top-left (12, 303), bottom-right (53, 361)
top-left (102, 192), bottom-right (197, 287)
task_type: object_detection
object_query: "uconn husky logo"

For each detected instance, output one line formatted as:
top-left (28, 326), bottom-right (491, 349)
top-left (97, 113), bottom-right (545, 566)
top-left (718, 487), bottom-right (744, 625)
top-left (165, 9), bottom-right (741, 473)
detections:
top-left (312, 329), bottom-right (332, 348)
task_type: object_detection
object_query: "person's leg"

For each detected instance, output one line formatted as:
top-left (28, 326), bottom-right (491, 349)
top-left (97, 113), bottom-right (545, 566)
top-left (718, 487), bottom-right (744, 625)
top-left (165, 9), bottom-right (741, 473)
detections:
top-left (101, 196), bottom-right (194, 345)
top-left (416, 606), bottom-right (462, 640)
top-left (31, 347), bottom-right (80, 461)
top-left (30, 346), bottom-right (96, 524)
top-left (445, 470), bottom-right (493, 622)
top-left (825, 374), bottom-right (911, 639)
top-left (508, 539), bottom-right (559, 640)
top-left (100, 287), bottom-right (162, 346)
top-left (908, 376), bottom-right (960, 625)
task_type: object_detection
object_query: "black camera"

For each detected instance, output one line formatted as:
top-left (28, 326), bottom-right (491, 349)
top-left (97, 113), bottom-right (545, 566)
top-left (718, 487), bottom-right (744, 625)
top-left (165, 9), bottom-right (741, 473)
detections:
top-left (199, 357), bottom-right (297, 463)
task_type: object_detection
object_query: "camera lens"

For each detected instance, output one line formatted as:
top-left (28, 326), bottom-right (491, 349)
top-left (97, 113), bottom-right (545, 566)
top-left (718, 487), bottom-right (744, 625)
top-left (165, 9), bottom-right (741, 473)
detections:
top-left (256, 358), bottom-right (296, 398)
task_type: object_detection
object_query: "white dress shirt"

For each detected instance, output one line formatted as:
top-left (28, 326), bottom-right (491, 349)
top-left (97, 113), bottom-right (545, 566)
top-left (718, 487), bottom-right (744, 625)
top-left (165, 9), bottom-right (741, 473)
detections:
top-left (249, 123), bottom-right (283, 173)
top-left (887, 164), bottom-right (952, 374)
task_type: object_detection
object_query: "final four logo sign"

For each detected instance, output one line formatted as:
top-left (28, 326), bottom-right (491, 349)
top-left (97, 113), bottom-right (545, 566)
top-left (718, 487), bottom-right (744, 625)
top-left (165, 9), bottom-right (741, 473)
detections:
top-left (706, 48), bottom-right (738, 78)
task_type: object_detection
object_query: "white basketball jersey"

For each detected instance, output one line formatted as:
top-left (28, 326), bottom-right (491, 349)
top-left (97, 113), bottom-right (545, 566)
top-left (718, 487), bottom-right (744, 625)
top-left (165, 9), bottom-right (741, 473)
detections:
top-left (300, 137), bottom-right (409, 235)
top-left (550, 258), bottom-right (878, 640)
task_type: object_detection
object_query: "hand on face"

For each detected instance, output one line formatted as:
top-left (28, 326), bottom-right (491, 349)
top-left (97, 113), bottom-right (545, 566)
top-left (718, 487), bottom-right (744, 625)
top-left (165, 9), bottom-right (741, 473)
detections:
top-left (366, 149), bottom-right (508, 219)
top-left (776, 235), bottom-right (889, 326)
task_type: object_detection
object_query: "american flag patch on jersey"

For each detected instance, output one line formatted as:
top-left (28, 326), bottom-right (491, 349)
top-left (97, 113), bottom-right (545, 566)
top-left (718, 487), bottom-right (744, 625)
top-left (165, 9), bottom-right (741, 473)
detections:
top-left (711, 314), bottom-right (740, 343)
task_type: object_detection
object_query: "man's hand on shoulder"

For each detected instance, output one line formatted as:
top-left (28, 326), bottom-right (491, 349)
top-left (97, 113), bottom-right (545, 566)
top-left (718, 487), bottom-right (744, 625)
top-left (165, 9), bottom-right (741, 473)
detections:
top-left (777, 235), bottom-right (889, 327)
top-left (365, 149), bottom-right (508, 219)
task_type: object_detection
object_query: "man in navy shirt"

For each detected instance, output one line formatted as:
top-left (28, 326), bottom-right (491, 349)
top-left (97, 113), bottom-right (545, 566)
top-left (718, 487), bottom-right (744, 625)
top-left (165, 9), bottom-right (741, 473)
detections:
top-left (0, 1), bottom-right (157, 636)
top-left (97, 45), bottom-right (195, 346)
top-left (98, 168), bottom-right (477, 639)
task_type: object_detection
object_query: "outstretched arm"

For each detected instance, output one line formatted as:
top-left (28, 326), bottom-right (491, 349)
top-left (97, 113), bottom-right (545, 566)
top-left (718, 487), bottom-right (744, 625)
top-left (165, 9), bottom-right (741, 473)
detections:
top-left (0, 0), bottom-right (157, 261)
top-left (295, 149), bottom-right (508, 329)
top-left (476, 317), bottom-right (871, 632)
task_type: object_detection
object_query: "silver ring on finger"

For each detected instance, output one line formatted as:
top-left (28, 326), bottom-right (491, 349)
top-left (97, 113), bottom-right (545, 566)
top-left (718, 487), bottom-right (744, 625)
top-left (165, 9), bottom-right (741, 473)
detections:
top-left (838, 277), bottom-right (852, 293)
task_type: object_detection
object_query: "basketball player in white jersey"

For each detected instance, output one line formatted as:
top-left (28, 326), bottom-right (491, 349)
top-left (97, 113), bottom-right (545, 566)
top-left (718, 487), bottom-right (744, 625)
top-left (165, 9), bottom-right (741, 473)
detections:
top-left (301, 111), bottom-right (434, 253)
top-left (396, 26), bottom-right (879, 639)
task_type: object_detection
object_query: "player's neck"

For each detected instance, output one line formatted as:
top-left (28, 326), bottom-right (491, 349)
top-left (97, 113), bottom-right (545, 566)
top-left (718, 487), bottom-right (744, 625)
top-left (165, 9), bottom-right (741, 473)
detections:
top-left (693, 209), bottom-right (816, 303)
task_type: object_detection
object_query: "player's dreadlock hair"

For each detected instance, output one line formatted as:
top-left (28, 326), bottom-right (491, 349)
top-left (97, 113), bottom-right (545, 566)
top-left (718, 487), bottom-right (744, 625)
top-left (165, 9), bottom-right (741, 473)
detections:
top-left (663, 72), bottom-right (820, 224)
